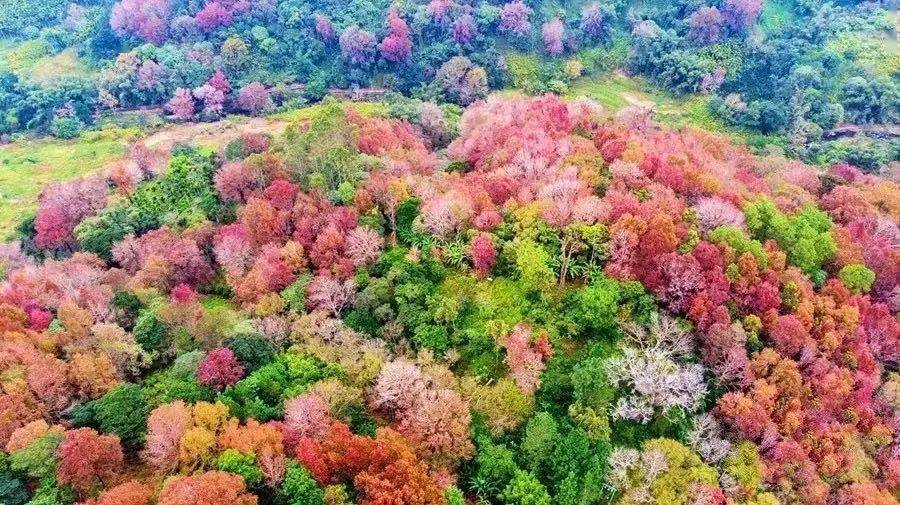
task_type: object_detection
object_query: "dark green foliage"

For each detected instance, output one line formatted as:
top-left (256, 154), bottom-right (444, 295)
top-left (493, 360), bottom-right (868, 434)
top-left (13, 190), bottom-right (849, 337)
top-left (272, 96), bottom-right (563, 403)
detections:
top-left (22, 477), bottom-right (74, 505)
top-left (221, 352), bottom-right (340, 421)
top-left (0, 472), bottom-right (28, 505)
top-left (133, 309), bottom-right (168, 353)
top-left (93, 384), bottom-right (149, 448)
top-left (568, 277), bottom-right (622, 338)
top-left (74, 205), bottom-right (136, 262)
top-left (841, 75), bottom-right (899, 124)
top-left (67, 400), bottom-right (97, 428)
top-left (280, 274), bottom-right (313, 313)
top-left (111, 291), bottom-right (143, 331)
top-left (630, 29), bottom-right (709, 95)
top-left (344, 403), bottom-right (377, 437)
top-left (0, 0), bottom-right (67, 36)
top-left (225, 138), bottom-right (250, 161)
top-left (0, 0), bottom-right (892, 174)
top-left (809, 136), bottom-right (898, 174)
top-left (276, 100), bottom-right (367, 193)
top-left (545, 425), bottom-right (609, 502)
top-left (534, 351), bottom-right (578, 418)
top-left (744, 199), bottom-right (836, 276)
top-left (302, 71), bottom-right (329, 103)
top-left (609, 406), bottom-right (694, 448)
top-left (470, 439), bottom-right (519, 499)
top-left (394, 199), bottom-right (431, 247)
top-left (0, 454), bottom-right (29, 505)
top-left (140, 367), bottom-right (216, 409)
top-left (521, 412), bottom-right (558, 474)
top-left (49, 116), bottom-right (83, 139)
top-left (349, 246), bottom-right (450, 355)
top-left (570, 356), bottom-right (616, 411)
top-left (128, 148), bottom-right (220, 228)
top-left (224, 333), bottom-right (275, 373)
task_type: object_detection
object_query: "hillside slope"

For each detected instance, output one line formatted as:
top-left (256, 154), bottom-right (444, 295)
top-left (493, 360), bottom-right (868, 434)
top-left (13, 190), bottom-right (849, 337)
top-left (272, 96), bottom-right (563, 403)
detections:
top-left (0, 94), bottom-right (896, 505)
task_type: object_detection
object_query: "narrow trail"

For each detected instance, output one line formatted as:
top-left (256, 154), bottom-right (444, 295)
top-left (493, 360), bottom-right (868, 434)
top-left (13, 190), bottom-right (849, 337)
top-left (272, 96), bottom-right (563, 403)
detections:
top-left (142, 116), bottom-right (291, 152)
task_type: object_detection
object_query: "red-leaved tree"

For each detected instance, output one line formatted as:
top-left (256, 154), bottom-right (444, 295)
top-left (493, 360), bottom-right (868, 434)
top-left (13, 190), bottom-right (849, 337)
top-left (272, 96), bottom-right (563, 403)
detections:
top-left (56, 428), bottom-right (124, 495)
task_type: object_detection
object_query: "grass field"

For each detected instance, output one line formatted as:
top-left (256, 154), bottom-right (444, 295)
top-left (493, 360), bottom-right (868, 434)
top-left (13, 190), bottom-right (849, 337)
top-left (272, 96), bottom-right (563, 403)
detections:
top-left (567, 72), bottom-right (729, 128)
top-left (0, 40), bottom-right (93, 85)
top-left (566, 72), bottom-right (785, 150)
top-left (269, 100), bottom-right (388, 122)
top-left (0, 129), bottom-right (137, 237)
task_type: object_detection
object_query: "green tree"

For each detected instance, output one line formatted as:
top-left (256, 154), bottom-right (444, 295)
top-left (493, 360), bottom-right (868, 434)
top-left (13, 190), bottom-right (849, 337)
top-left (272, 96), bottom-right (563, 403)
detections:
top-left (569, 277), bottom-right (621, 337)
top-left (838, 264), bottom-right (875, 293)
top-left (216, 449), bottom-right (263, 488)
top-left (500, 469), bottom-right (551, 505)
top-left (744, 200), bottom-right (836, 277)
top-left (521, 412), bottom-right (558, 474)
top-left (276, 460), bottom-right (325, 505)
top-left (513, 239), bottom-right (554, 294)
top-left (93, 384), bottom-right (149, 448)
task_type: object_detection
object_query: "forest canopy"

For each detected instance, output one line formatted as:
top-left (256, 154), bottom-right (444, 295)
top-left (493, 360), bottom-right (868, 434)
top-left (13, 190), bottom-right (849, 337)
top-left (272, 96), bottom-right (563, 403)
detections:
top-left (0, 92), bottom-right (897, 504)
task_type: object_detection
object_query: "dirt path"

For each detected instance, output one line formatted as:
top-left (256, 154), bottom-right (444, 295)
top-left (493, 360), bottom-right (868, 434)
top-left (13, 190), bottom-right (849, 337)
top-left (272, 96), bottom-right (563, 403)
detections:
top-left (143, 116), bottom-right (290, 152)
top-left (620, 92), bottom-right (656, 109)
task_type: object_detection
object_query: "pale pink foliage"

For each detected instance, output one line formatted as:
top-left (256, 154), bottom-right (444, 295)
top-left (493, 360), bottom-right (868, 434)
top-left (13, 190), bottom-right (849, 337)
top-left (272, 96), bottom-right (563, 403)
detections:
top-left (111, 227), bottom-right (214, 290)
top-left (344, 227), bottom-right (384, 266)
top-left (426, 0), bottom-right (453, 23)
top-left (501, 324), bottom-right (552, 395)
top-left (237, 82), bottom-right (271, 116)
top-left (419, 193), bottom-right (472, 238)
top-left (213, 223), bottom-right (255, 277)
top-left (110, 0), bottom-right (170, 44)
top-left (580, 3), bottom-right (604, 38)
top-left (136, 60), bottom-right (165, 90)
top-left (690, 6), bottom-right (725, 44)
top-left (541, 19), bottom-right (565, 56)
top-left (306, 275), bottom-right (355, 317)
top-left (165, 88), bottom-right (195, 120)
top-left (313, 14), bottom-right (335, 41)
top-left (371, 360), bottom-right (428, 413)
top-left (699, 68), bottom-right (726, 93)
top-left (283, 393), bottom-right (331, 440)
top-left (34, 177), bottom-right (108, 249)
top-left (451, 14), bottom-right (476, 44)
top-left (143, 401), bottom-right (192, 470)
top-left (723, 0), bottom-right (763, 32)
top-left (214, 162), bottom-right (262, 203)
top-left (605, 316), bottom-right (707, 423)
top-left (396, 387), bottom-right (473, 468)
top-left (499, 1), bottom-right (532, 35)
top-left (339, 26), bottom-right (377, 64)
top-left (195, 1), bottom-right (233, 32)
top-left (686, 413), bottom-right (732, 464)
top-left (693, 197), bottom-right (744, 233)
top-left (193, 84), bottom-right (226, 117)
